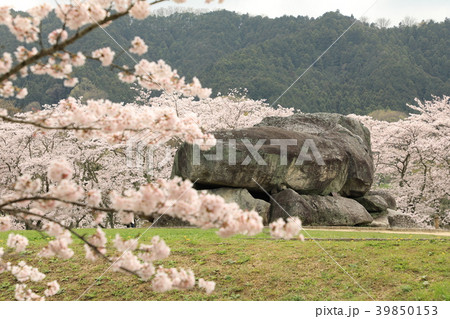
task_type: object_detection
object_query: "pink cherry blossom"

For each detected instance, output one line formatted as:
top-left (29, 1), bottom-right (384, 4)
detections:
top-left (0, 52), bottom-right (12, 75)
top-left (130, 1), bottom-right (151, 20)
top-left (85, 228), bottom-right (107, 261)
top-left (92, 47), bottom-right (115, 66)
top-left (70, 52), bottom-right (86, 67)
top-left (14, 174), bottom-right (41, 194)
top-left (48, 29), bottom-right (68, 45)
top-left (44, 280), bottom-right (60, 297)
top-left (0, 216), bottom-right (11, 231)
top-left (15, 284), bottom-right (44, 301)
top-left (19, 66), bottom-right (28, 78)
top-left (0, 80), bottom-right (14, 98)
top-left (0, 6), bottom-right (11, 25)
top-left (129, 36), bottom-right (148, 55)
top-left (14, 46), bottom-right (38, 62)
top-left (11, 261), bottom-right (45, 282)
top-left (270, 217), bottom-right (302, 240)
top-left (47, 159), bottom-right (73, 182)
top-left (84, 245), bottom-right (97, 262)
top-left (152, 270), bottom-right (172, 292)
top-left (38, 238), bottom-right (74, 259)
top-left (27, 4), bottom-right (52, 22)
top-left (137, 262), bottom-right (155, 281)
top-left (87, 189), bottom-right (102, 207)
top-left (111, 251), bottom-right (142, 273)
top-left (198, 278), bottom-right (215, 294)
top-left (169, 268), bottom-right (196, 290)
top-left (16, 88), bottom-right (28, 99)
top-left (7, 15), bottom-right (39, 42)
top-left (118, 68), bottom-right (136, 83)
top-left (109, 177), bottom-right (264, 237)
top-left (114, 0), bottom-right (131, 13)
top-left (117, 211), bottom-right (135, 225)
top-left (138, 236), bottom-right (170, 262)
top-left (50, 179), bottom-right (84, 202)
top-left (96, 0), bottom-right (113, 9)
top-left (113, 234), bottom-right (138, 252)
top-left (64, 77), bottom-right (79, 87)
top-left (93, 211), bottom-right (107, 225)
top-left (7, 234), bottom-right (29, 252)
top-left (87, 3), bottom-right (107, 22)
top-left (55, 4), bottom-right (90, 30)
top-left (38, 222), bottom-right (74, 259)
top-left (22, 208), bottom-right (44, 221)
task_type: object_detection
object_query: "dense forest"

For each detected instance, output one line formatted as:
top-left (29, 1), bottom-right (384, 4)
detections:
top-left (1, 10), bottom-right (449, 114)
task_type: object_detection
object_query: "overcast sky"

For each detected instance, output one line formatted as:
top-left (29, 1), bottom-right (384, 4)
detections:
top-left (0, 0), bottom-right (449, 24)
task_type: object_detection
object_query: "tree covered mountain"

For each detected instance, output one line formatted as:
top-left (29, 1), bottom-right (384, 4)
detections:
top-left (1, 10), bottom-right (449, 114)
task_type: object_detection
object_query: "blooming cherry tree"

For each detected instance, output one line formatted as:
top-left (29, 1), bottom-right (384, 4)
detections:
top-left (350, 96), bottom-right (450, 227)
top-left (0, 0), bottom-right (302, 301)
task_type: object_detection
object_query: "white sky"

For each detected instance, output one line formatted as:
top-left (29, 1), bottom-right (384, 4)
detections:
top-left (0, 0), bottom-right (449, 24)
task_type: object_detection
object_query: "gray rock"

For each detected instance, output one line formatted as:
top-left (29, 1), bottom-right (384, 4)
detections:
top-left (355, 194), bottom-right (389, 212)
top-left (367, 190), bottom-right (397, 210)
top-left (269, 189), bottom-right (373, 226)
top-left (370, 214), bottom-right (390, 228)
top-left (172, 126), bottom-right (349, 195)
top-left (152, 215), bottom-right (190, 227)
top-left (387, 209), bottom-right (417, 228)
top-left (207, 187), bottom-right (270, 225)
top-left (256, 113), bottom-right (374, 197)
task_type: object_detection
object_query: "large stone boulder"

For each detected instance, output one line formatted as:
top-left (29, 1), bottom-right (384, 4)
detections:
top-left (370, 214), bottom-right (390, 228)
top-left (172, 126), bottom-right (349, 195)
top-left (367, 190), bottom-right (397, 210)
top-left (355, 194), bottom-right (389, 212)
top-left (269, 189), bottom-right (373, 226)
top-left (207, 188), bottom-right (270, 224)
top-left (256, 113), bottom-right (374, 197)
top-left (387, 209), bottom-right (418, 228)
top-left (151, 215), bottom-right (190, 227)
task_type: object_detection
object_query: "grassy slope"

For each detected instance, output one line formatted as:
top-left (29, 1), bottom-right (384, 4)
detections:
top-left (0, 228), bottom-right (448, 301)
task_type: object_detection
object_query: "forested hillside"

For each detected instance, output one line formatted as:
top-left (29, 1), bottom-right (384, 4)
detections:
top-left (1, 10), bottom-right (449, 114)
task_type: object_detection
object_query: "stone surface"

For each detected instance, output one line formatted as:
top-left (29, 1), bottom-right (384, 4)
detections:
top-left (173, 126), bottom-right (349, 195)
top-left (151, 215), bottom-right (191, 227)
top-left (367, 190), bottom-right (397, 210)
top-left (269, 189), bottom-right (373, 226)
top-left (370, 213), bottom-right (390, 228)
top-left (207, 187), bottom-right (270, 224)
top-left (256, 113), bottom-right (374, 197)
top-left (387, 209), bottom-right (417, 228)
top-left (355, 194), bottom-right (389, 212)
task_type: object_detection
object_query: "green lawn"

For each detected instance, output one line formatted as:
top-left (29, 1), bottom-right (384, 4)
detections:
top-left (0, 228), bottom-right (448, 301)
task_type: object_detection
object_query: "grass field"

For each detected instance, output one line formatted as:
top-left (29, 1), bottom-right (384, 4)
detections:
top-left (0, 228), bottom-right (448, 301)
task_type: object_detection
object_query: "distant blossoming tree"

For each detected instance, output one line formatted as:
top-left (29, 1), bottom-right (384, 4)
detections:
top-left (350, 96), bottom-right (450, 228)
top-left (0, 0), bottom-right (303, 301)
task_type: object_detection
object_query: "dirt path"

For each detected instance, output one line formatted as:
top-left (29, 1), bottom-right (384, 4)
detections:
top-left (303, 226), bottom-right (450, 237)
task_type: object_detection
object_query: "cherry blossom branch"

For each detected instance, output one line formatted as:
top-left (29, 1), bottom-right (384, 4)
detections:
top-left (0, 0), bottom-right (169, 83)
top-left (0, 114), bottom-right (102, 131)
top-left (0, 196), bottom-right (120, 214)
top-left (2, 206), bottom-right (141, 277)
top-left (0, 12), bottom-right (123, 83)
